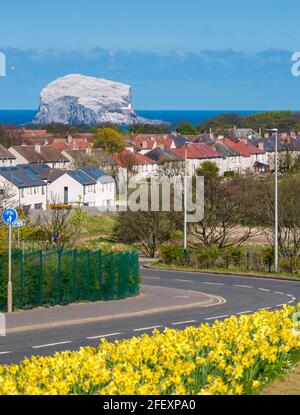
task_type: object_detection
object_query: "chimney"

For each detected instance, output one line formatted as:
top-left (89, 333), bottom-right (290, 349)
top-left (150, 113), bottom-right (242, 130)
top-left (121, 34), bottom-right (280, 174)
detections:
top-left (35, 144), bottom-right (41, 154)
top-left (258, 142), bottom-right (264, 151)
top-left (264, 132), bottom-right (270, 139)
top-left (86, 148), bottom-right (92, 156)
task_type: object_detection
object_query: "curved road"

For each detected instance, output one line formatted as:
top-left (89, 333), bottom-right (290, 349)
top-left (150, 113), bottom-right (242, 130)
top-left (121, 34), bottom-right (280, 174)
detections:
top-left (0, 266), bottom-right (299, 365)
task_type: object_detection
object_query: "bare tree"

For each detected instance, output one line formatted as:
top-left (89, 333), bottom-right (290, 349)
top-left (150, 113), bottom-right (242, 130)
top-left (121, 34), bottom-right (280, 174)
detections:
top-left (190, 168), bottom-right (259, 249)
top-left (37, 199), bottom-right (86, 250)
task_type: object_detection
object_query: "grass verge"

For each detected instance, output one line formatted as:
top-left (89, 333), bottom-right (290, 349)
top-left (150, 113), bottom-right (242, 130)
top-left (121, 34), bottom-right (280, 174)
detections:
top-left (145, 261), bottom-right (300, 281)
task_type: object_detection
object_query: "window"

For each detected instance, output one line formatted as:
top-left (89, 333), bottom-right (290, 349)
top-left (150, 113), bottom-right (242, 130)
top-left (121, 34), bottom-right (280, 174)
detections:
top-left (42, 187), bottom-right (45, 195)
top-left (21, 189), bottom-right (24, 198)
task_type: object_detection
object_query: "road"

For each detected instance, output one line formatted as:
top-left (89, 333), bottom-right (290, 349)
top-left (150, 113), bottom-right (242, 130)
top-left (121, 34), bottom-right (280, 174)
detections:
top-left (0, 266), bottom-right (299, 365)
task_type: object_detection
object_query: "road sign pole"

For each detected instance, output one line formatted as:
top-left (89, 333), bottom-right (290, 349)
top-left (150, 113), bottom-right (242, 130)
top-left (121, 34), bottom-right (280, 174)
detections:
top-left (7, 224), bottom-right (12, 313)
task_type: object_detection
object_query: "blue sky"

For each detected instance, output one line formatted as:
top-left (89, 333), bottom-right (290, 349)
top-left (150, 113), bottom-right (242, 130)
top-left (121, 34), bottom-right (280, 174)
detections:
top-left (0, 0), bottom-right (300, 109)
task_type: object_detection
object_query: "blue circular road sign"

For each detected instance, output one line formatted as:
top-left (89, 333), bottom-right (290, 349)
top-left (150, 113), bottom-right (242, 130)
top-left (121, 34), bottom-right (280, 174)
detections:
top-left (2, 208), bottom-right (18, 225)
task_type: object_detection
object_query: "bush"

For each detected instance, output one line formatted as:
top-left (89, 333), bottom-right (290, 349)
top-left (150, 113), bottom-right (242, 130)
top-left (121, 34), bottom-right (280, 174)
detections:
top-left (160, 245), bottom-right (184, 265)
top-left (197, 246), bottom-right (220, 268)
top-left (225, 247), bottom-right (244, 268)
top-left (262, 246), bottom-right (274, 272)
top-left (224, 171), bottom-right (235, 177)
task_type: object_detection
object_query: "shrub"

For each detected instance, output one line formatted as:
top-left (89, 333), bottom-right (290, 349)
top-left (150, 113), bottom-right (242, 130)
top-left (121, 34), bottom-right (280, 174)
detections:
top-left (160, 245), bottom-right (184, 265)
top-left (197, 246), bottom-right (220, 268)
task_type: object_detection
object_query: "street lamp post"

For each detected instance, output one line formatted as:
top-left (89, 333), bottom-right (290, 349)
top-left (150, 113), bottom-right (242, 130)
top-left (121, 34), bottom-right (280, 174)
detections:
top-left (184, 141), bottom-right (188, 254)
top-left (266, 128), bottom-right (279, 272)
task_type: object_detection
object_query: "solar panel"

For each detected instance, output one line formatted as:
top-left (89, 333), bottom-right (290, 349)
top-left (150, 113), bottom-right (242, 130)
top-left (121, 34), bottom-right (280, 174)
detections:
top-left (73, 171), bottom-right (91, 183)
top-left (24, 172), bottom-right (39, 183)
top-left (23, 165), bottom-right (38, 175)
top-left (11, 175), bottom-right (25, 185)
top-left (89, 167), bottom-right (104, 178)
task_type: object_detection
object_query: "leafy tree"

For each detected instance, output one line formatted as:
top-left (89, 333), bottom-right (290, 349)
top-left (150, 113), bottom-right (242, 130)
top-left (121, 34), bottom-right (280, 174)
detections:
top-left (176, 121), bottom-right (199, 135)
top-left (93, 128), bottom-right (126, 155)
top-left (197, 161), bottom-right (219, 177)
top-left (128, 124), bottom-right (169, 134)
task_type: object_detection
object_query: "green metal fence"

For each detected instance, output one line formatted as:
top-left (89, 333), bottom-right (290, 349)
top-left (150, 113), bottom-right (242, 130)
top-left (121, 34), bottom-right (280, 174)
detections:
top-left (0, 249), bottom-right (140, 312)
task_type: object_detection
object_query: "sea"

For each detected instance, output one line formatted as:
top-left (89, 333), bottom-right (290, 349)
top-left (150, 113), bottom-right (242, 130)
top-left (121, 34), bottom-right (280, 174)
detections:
top-left (0, 109), bottom-right (259, 127)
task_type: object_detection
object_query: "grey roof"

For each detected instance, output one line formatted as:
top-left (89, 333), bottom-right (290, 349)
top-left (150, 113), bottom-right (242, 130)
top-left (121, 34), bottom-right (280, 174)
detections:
top-left (250, 137), bottom-right (285, 152)
top-left (80, 167), bottom-right (105, 180)
top-left (214, 143), bottom-right (241, 157)
top-left (98, 176), bottom-right (115, 184)
top-left (19, 163), bottom-right (51, 180)
top-left (68, 170), bottom-right (96, 185)
top-left (0, 166), bottom-right (46, 188)
top-left (172, 135), bottom-right (187, 148)
top-left (145, 147), bottom-right (183, 162)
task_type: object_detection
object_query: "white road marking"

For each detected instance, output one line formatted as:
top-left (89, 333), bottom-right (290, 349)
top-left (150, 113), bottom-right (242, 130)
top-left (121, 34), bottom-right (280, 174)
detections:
top-left (175, 279), bottom-right (194, 283)
top-left (286, 294), bottom-right (294, 298)
top-left (133, 326), bottom-right (162, 332)
top-left (275, 292), bottom-right (284, 295)
top-left (259, 307), bottom-right (272, 310)
top-left (202, 282), bottom-right (224, 286)
top-left (32, 341), bottom-right (73, 349)
top-left (276, 304), bottom-right (286, 307)
top-left (258, 288), bottom-right (270, 292)
top-left (237, 311), bottom-right (253, 315)
top-left (172, 320), bottom-right (197, 326)
top-left (87, 333), bottom-right (121, 340)
top-left (142, 276), bottom-right (161, 280)
top-left (234, 285), bottom-right (253, 289)
top-left (0, 351), bottom-right (12, 355)
top-left (205, 315), bottom-right (229, 321)
top-left (288, 300), bottom-right (294, 304)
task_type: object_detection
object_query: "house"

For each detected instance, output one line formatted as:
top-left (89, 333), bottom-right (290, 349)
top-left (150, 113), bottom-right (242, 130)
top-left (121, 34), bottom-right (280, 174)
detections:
top-left (9, 145), bottom-right (70, 169)
top-left (170, 143), bottom-right (223, 175)
top-left (210, 143), bottom-right (243, 175)
top-left (62, 148), bottom-right (114, 169)
top-left (48, 167), bottom-right (115, 208)
top-left (222, 138), bottom-right (266, 173)
top-left (113, 150), bottom-right (157, 178)
top-left (0, 145), bottom-right (16, 167)
top-left (129, 134), bottom-right (187, 154)
top-left (0, 166), bottom-right (47, 210)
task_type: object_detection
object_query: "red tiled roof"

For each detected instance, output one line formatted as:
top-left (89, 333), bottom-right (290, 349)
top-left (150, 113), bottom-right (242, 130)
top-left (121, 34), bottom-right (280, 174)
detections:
top-left (223, 138), bottom-right (264, 156)
top-left (113, 150), bottom-right (156, 166)
top-left (171, 143), bottom-right (221, 159)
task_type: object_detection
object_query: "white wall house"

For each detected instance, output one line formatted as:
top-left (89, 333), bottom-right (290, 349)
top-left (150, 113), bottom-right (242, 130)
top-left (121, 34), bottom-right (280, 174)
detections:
top-left (48, 168), bottom-right (115, 208)
top-left (9, 145), bottom-right (70, 169)
top-left (0, 146), bottom-right (16, 168)
top-left (0, 169), bottom-right (47, 210)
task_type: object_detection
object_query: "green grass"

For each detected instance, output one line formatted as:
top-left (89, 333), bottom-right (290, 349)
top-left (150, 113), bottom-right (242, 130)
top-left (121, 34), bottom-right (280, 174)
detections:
top-left (147, 261), bottom-right (300, 281)
top-left (80, 215), bottom-right (116, 238)
top-left (260, 351), bottom-right (300, 395)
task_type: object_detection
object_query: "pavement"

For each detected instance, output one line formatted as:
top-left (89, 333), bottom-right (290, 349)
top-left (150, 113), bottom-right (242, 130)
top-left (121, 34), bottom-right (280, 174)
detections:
top-left (5, 284), bottom-right (223, 334)
top-left (0, 266), bottom-right (299, 365)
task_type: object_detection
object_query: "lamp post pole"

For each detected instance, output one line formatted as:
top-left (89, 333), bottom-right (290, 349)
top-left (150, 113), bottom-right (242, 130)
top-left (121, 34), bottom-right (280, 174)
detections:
top-left (266, 128), bottom-right (279, 272)
top-left (184, 142), bottom-right (188, 253)
top-left (274, 129), bottom-right (279, 272)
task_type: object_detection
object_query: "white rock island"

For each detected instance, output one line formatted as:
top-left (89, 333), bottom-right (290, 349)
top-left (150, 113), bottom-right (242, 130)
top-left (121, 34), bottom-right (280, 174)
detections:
top-left (33, 74), bottom-right (156, 125)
